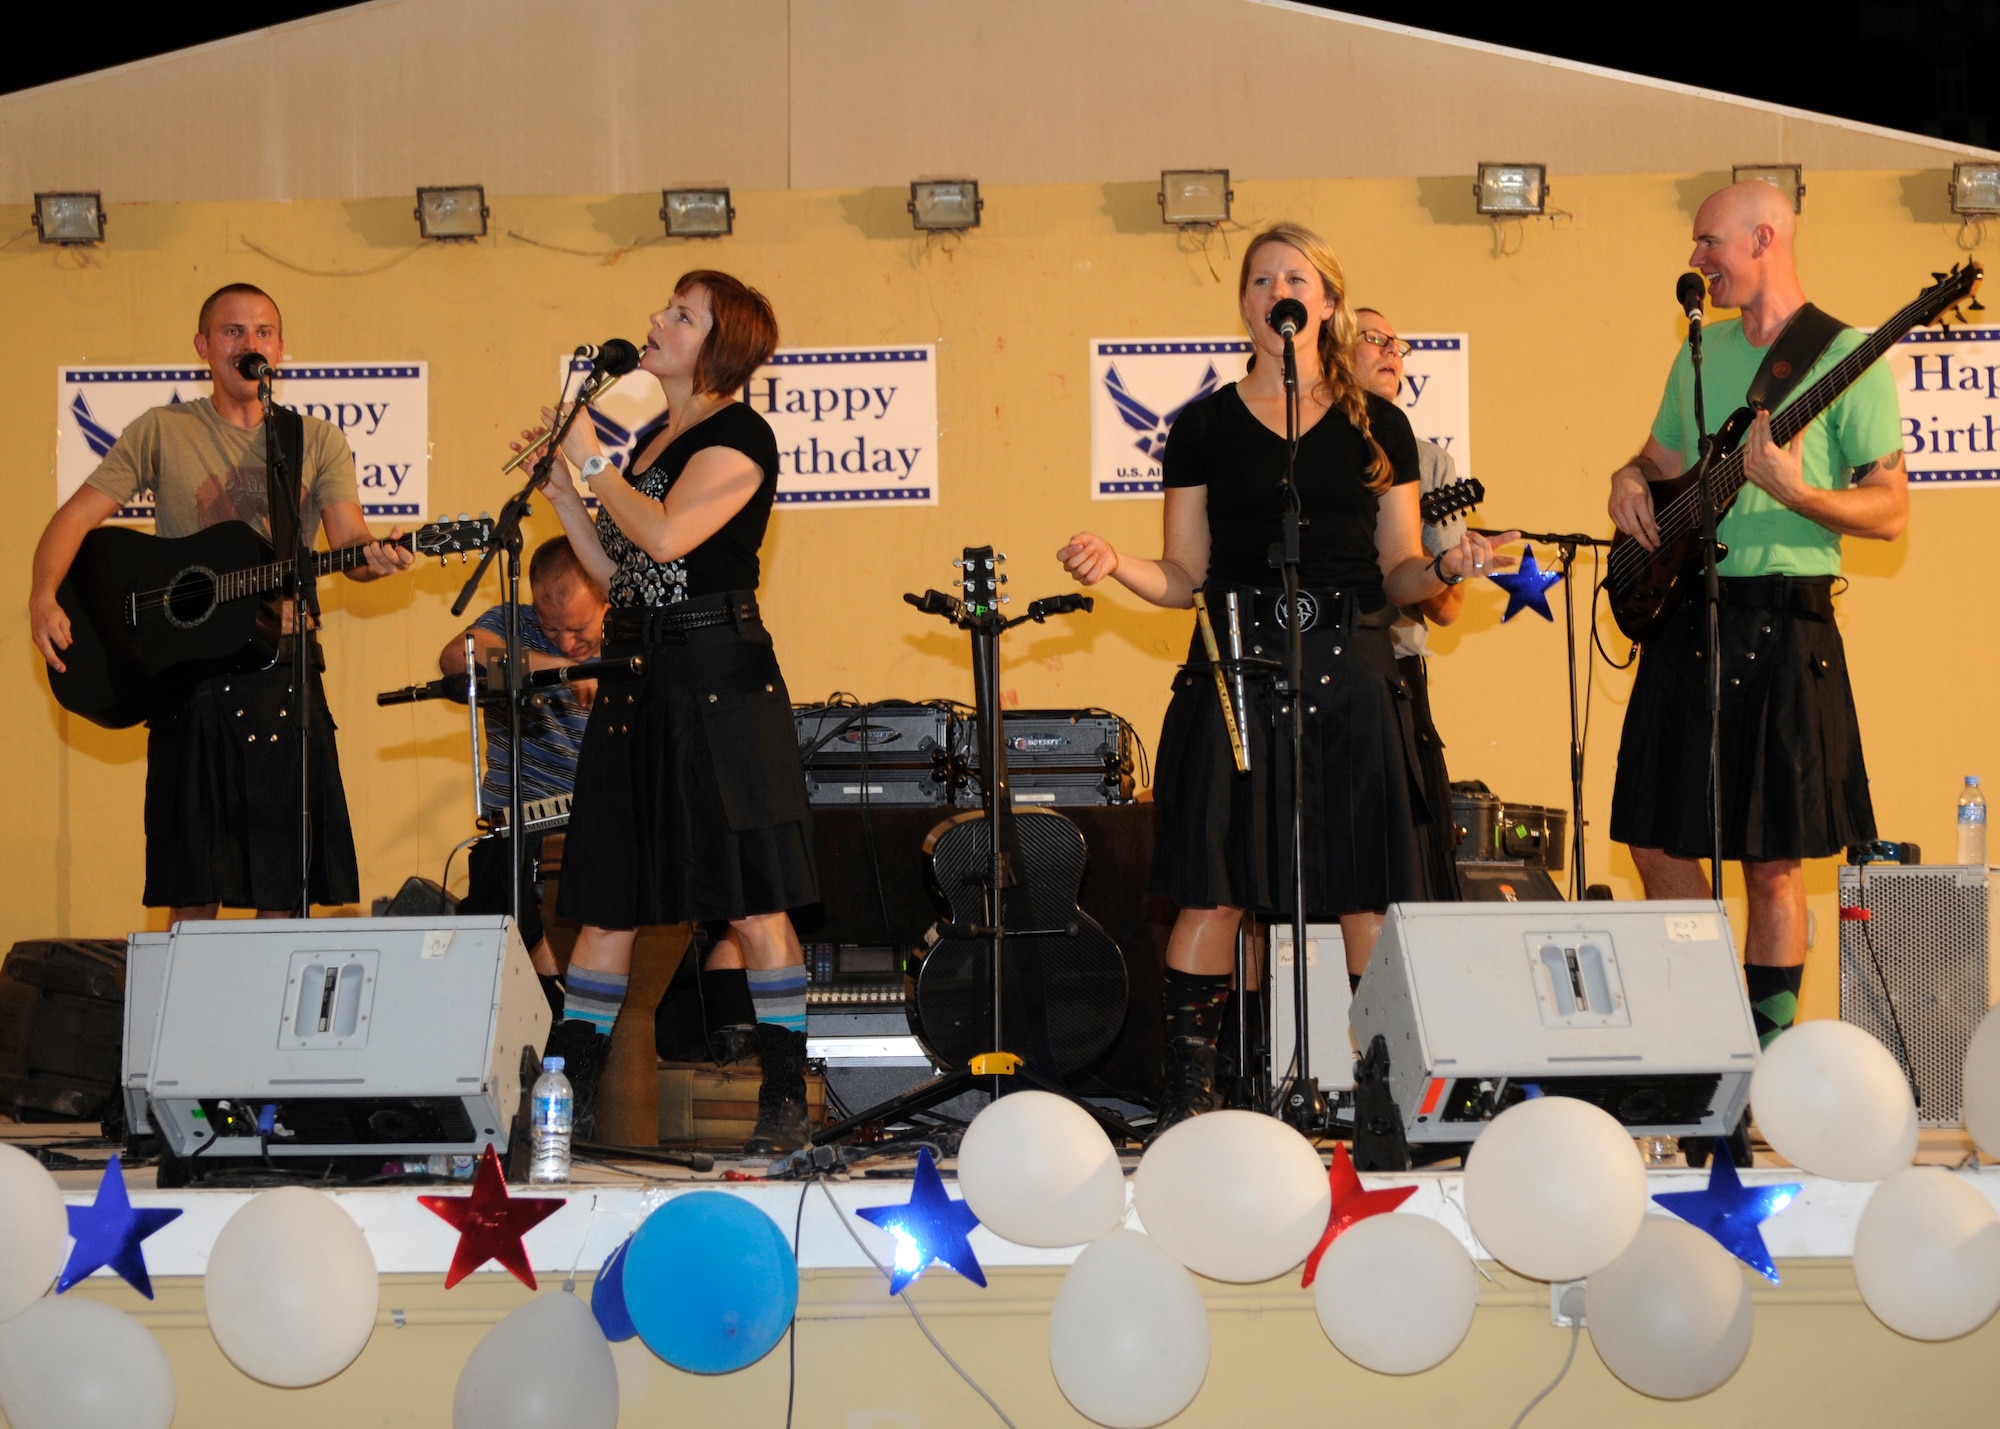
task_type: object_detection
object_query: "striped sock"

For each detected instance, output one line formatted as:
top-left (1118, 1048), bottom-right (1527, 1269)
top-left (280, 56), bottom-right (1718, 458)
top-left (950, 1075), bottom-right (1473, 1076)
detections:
top-left (747, 965), bottom-right (808, 1034)
top-left (563, 965), bottom-right (628, 1037)
top-left (1745, 963), bottom-right (1803, 1050)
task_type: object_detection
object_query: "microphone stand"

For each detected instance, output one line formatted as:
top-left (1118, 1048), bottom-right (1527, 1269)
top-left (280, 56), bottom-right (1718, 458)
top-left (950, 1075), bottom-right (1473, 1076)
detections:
top-left (258, 366), bottom-right (316, 919)
top-left (1272, 322), bottom-right (1322, 1135)
top-left (1689, 315), bottom-right (1725, 901)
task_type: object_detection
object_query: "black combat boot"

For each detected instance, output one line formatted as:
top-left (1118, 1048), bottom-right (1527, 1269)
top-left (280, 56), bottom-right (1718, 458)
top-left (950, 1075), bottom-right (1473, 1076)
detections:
top-left (744, 1023), bottom-right (810, 1157)
top-left (1149, 967), bottom-right (1231, 1141)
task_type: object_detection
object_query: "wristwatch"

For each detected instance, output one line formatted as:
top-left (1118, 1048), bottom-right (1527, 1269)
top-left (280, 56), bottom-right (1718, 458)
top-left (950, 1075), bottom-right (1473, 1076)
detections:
top-left (1430, 551), bottom-right (1463, 587)
top-left (578, 455), bottom-right (609, 482)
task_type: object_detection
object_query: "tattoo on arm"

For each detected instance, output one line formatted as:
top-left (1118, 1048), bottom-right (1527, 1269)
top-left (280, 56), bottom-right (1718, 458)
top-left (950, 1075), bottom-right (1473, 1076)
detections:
top-left (1854, 450), bottom-right (1906, 481)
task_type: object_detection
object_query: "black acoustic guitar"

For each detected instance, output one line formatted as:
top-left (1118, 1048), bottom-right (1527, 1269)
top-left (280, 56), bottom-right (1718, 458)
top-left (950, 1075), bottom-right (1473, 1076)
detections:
top-left (908, 547), bottom-right (1130, 1077)
top-left (1607, 262), bottom-right (1982, 640)
top-left (48, 517), bottom-right (492, 728)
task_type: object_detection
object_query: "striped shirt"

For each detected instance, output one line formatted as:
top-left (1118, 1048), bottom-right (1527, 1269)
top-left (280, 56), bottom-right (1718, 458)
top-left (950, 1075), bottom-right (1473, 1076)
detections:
top-left (470, 604), bottom-right (589, 815)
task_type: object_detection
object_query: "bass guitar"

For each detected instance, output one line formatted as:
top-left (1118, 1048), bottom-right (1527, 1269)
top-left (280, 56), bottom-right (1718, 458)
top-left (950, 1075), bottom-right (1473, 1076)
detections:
top-left (1607, 262), bottom-right (1982, 640)
top-left (908, 547), bottom-right (1130, 1077)
top-left (49, 516), bottom-right (493, 728)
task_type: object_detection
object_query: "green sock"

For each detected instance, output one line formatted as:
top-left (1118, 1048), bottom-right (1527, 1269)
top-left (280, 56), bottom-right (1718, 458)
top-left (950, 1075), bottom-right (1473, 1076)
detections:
top-left (1745, 964), bottom-right (1803, 1049)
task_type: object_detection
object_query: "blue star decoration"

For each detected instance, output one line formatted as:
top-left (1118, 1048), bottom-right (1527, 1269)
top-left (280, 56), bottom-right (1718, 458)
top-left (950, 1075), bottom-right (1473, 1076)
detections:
top-left (58, 1155), bottom-right (182, 1299)
top-left (1653, 1150), bottom-right (1801, 1284)
top-left (854, 1146), bottom-right (986, 1295)
top-left (1487, 546), bottom-right (1563, 623)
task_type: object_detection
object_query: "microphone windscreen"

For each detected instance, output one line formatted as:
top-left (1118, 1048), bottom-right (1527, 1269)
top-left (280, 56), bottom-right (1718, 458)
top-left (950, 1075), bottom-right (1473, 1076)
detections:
top-left (1676, 272), bottom-right (1707, 314)
top-left (1267, 298), bottom-right (1309, 335)
top-left (234, 351), bottom-right (273, 381)
top-left (594, 338), bottom-right (642, 376)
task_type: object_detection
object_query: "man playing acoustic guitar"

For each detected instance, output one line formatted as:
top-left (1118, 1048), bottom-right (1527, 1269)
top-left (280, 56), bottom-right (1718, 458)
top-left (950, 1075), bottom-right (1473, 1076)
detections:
top-left (1607, 180), bottom-right (1907, 1050)
top-left (29, 283), bottom-right (413, 919)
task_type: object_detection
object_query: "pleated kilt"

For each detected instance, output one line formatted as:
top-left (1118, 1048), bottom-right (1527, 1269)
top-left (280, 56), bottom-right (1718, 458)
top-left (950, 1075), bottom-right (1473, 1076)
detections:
top-left (555, 598), bottom-right (819, 930)
top-left (1149, 583), bottom-right (1428, 919)
top-left (1610, 575), bottom-right (1875, 862)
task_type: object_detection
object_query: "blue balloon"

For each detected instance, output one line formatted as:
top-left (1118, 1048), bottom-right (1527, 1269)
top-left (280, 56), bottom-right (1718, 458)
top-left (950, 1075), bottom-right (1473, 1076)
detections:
top-left (623, 1191), bottom-right (798, 1374)
top-left (591, 1237), bottom-right (637, 1342)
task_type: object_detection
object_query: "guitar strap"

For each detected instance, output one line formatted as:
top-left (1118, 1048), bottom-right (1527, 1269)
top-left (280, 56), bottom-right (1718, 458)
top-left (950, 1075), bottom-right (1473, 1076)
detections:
top-left (1744, 302), bottom-right (1847, 414)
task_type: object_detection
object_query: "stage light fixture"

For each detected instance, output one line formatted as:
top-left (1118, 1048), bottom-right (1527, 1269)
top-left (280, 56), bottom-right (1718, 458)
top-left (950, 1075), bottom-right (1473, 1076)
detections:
top-left (33, 192), bottom-right (105, 245)
top-left (908, 180), bottom-right (983, 232)
top-left (1158, 169), bottom-right (1233, 227)
top-left (415, 185), bottom-right (489, 241)
top-left (1732, 164), bottom-right (1805, 213)
top-left (1949, 162), bottom-right (2000, 216)
top-left (1473, 163), bottom-right (1548, 217)
top-left (661, 187), bottom-right (734, 238)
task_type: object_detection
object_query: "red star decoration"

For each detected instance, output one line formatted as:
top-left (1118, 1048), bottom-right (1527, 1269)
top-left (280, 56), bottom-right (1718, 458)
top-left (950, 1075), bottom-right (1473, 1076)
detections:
top-left (1300, 1144), bottom-right (1419, 1288)
top-left (418, 1146), bottom-right (567, 1289)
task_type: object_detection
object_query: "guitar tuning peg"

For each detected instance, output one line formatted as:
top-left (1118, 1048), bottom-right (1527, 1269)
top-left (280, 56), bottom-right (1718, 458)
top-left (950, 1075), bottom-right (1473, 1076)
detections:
top-left (996, 553), bottom-right (1008, 562)
top-left (1971, 298), bottom-right (1987, 312)
top-left (997, 573), bottom-right (1008, 584)
top-left (481, 510), bottom-right (491, 520)
top-left (998, 595), bottom-right (1011, 604)
top-left (458, 511), bottom-right (470, 522)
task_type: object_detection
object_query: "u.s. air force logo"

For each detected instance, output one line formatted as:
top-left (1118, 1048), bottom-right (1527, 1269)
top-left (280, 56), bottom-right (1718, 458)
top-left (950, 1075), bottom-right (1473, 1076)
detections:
top-left (1103, 362), bottom-right (1225, 461)
top-left (1089, 340), bottom-right (1254, 498)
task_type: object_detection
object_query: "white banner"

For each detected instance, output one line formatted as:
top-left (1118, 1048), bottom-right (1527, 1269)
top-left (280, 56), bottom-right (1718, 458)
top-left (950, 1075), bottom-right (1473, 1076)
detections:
top-left (1889, 326), bottom-right (2000, 486)
top-left (57, 364), bottom-right (429, 521)
top-left (562, 344), bottom-right (940, 508)
top-left (1088, 335), bottom-right (1471, 499)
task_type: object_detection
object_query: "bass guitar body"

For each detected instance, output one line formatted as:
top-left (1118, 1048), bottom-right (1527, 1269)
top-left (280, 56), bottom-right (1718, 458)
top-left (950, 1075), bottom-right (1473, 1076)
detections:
top-left (910, 807), bottom-right (1130, 1076)
top-left (1604, 407), bottom-right (1751, 642)
top-left (51, 523), bottom-right (282, 729)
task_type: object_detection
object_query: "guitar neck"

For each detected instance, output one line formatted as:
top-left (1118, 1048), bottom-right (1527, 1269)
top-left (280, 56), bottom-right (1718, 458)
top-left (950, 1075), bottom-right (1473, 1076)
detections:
top-left (222, 534), bottom-right (412, 603)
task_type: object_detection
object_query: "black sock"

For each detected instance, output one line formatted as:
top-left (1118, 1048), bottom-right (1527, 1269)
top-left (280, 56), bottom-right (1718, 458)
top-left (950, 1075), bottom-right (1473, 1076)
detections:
top-left (1163, 967), bottom-right (1231, 1045)
top-left (1745, 964), bottom-right (1804, 1049)
top-left (701, 965), bottom-right (758, 1031)
top-left (1348, 972), bottom-right (1363, 994)
top-left (537, 973), bottom-right (566, 1021)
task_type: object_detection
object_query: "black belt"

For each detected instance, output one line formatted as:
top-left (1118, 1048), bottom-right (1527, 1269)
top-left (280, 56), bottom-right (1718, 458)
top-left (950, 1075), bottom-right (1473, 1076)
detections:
top-left (606, 593), bottom-right (760, 647)
top-left (1221, 583), bottom-right (1393, 635)
top-left (1718, 575), bottom-right (1835, 618)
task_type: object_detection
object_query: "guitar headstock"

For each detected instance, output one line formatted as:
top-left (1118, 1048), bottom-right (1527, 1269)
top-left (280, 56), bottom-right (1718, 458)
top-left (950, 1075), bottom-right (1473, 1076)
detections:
top-left (414, 514), bottom-right (496, 559)
top-left (953, 545), bottom-right (1006, 617)
top-left (1919, 260), bottom-right (1985, 330)
top-left (1420, 476), bottom-right (1484, 527)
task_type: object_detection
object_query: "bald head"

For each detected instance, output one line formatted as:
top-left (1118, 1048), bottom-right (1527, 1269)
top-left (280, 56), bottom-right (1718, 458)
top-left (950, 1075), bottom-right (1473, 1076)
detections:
top-left (1687, 180), bottom-right (1803, 322)
top-left (1696, 180), bottom-right (1796, 249)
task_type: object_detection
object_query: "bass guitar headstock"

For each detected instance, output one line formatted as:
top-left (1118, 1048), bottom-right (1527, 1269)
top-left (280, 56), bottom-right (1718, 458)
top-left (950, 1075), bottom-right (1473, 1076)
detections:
top-left (412, 514), bottom-right (496, 561)
top-left (1920, 260), bottom-right (1985, 331)
top-left (1420, 476), bottom-right (1484, 527)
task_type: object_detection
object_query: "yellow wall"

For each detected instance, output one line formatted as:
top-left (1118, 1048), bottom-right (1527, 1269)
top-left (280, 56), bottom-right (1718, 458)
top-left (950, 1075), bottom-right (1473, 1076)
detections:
top-left (5, 173), bottom-right (1996, 1021)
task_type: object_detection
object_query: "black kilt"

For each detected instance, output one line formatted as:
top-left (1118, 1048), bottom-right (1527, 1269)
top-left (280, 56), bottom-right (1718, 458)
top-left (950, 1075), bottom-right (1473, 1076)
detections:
top-left (1150, 585), bottom-right (1427, 919)
top-left (143, 660), bottom-right (359, 910)
top-left (555, 601), bottom-right (819, 930)
top-left (1610, 576), bottom-right (1875, 862)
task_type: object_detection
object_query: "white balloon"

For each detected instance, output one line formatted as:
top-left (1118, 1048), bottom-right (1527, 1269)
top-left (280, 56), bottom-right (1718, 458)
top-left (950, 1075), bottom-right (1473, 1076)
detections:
top-left (1048, 1231), bottom-right (1209, 1429)
top-left (1463, 1096), bottom-right (1647, 1282)
top-left (959, 1091), bottom-right (1125, 1247)
top-left (1133, 1111), bottom-right (1328, 1282)
top-left (1961, 1004), bottom-right (2000, 1160)
top-left (1853, 1167), bottom-right (2000, 1341)
top-left (1312, 1214), bottom-right (1478, 1375)
top-left (1586, 1217), bottom-right (1753, 1400)
top-left (1750, 1019), bottom-right (1916, 1181)
top-left (0, 1144), bottom-right (66, 1324)
top-left (455, 1291), bottom-right (618, 1429)
top-left (0, 1296), bottom-right (175, 1429)
top-left (205, 1185), bottom-right (379, 1386)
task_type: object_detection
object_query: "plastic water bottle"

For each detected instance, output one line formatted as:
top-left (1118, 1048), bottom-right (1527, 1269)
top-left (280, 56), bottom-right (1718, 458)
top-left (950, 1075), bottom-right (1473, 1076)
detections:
top-left (1959, 776), bottom-right (1988, 867)
top-left (528, 1056), bottom-right (573, 1186)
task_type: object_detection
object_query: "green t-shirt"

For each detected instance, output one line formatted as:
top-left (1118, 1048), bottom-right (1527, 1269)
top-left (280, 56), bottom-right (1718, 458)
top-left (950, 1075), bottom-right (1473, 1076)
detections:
top-left (84, 397), bottom-right (358, 545)
top-left (1650, 319), bottom-right (1903, 577)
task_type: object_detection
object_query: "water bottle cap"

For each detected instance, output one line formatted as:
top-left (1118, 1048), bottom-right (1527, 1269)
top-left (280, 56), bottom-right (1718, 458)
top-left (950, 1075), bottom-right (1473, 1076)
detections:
top-left (1971, 777), bottom-right (1983, 788)
top-left (543, 1056), bottom-right (565, 1072)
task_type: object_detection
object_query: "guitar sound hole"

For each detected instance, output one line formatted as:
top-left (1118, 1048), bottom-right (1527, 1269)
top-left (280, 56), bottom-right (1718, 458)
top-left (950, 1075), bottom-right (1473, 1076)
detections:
top-left (164, 566), bottom-right (220, 628)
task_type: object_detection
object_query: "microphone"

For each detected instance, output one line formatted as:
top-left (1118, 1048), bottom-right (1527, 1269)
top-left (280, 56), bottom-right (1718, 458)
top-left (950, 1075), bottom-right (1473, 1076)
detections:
top-left (1267, 299), bottom-right (1309, 340)
top-left (234, 351), bottom-right (275, 382)
top-left (1676, 273), bottom-right (1707, 324)
top-left (580, 339), bottom-right (642, 377)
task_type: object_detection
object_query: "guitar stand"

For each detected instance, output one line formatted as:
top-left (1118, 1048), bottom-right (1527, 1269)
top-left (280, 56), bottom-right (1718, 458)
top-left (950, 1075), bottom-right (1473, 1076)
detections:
top-left (810, 561), bottom-right (1141, 1152)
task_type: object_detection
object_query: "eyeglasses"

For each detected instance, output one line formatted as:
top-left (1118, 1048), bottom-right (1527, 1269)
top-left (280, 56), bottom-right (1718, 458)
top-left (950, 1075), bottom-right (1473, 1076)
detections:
top-left (1357, 331), bottom-right (1413, 359)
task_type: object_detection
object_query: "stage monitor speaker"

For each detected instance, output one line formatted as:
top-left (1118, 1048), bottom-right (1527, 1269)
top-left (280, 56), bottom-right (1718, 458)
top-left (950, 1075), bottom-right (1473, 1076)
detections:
top-left (123, 917), bottom-right (550, 1168)
top-left (1269, 924), bottom-right (1354, 1093)
top-left (1838, 864), bottom-right (1993, 1127)
top-left (1350, 900), bottom-right (1757, 1147)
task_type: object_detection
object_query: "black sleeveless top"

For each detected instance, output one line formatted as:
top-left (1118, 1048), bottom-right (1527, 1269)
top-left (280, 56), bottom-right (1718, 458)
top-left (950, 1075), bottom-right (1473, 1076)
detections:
top-left (596, 402), bottom-right (782, 607)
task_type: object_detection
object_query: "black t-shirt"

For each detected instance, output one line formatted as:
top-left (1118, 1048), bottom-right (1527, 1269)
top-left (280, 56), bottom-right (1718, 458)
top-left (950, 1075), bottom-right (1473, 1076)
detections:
top-left (597, 402), bottom-right (782, 606)
top-left (1162, 385), bottom-right (1420, 589)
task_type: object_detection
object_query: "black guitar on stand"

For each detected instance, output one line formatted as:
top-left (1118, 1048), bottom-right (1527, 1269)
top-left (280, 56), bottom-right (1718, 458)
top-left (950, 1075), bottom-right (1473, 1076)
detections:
top-left (811, 545), bottom-right (1135, 1148)
top-left (48, 516), bottom-right (493, 728)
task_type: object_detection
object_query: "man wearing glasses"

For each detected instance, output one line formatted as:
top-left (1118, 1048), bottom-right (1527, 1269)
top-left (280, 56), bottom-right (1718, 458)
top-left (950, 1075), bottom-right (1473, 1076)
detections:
top-left (1352, 309), bottom-right (1470, 900)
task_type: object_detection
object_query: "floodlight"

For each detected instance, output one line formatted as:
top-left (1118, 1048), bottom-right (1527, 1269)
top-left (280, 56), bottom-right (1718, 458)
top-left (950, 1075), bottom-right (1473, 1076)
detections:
top-left (1950, 162), bottom-right (2000, 217)
top-left (1159, 169), bottom-right (1232, 227)
top-left (415, 185), bottom-right (489, 240)
top-left (908, 180), bottom-right (983, 232)
top-left (33, 192), bottom-right (105, 245)
top-left (661, 187), bottom-right (734, 238)
top-left (1473, 163), bottom-right (1548, 216)
top-left (1732, 164), bottom-right (1805, 213)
